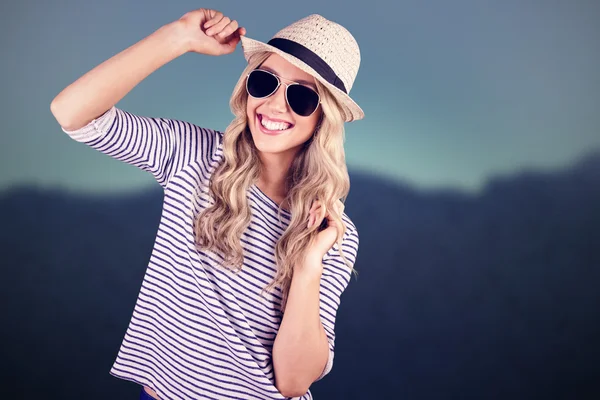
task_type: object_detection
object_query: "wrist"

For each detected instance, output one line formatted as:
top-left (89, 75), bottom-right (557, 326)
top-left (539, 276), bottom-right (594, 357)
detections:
top-left (160, 21), bottom-right (191, 57)
top-left (298, 252), bottom-right (324, 277)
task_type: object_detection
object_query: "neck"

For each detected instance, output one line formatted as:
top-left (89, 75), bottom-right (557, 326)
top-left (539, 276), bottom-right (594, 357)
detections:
top-left (256, 151), bottom-right (297, 206)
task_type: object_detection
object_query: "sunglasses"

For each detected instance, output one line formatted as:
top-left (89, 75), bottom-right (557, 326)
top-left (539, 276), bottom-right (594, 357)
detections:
top-left (246, 69), bottom-right (321, 117)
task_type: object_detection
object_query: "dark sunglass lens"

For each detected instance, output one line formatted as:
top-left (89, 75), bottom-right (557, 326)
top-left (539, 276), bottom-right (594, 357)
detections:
top-left (287, 85), bottom-right (319, 117)
top-left (247, 70), bottom-right (278, 98)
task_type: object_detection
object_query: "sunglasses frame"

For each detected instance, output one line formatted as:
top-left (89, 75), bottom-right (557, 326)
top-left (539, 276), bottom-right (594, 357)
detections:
top-left (245, 69), bottom-right (322, 117)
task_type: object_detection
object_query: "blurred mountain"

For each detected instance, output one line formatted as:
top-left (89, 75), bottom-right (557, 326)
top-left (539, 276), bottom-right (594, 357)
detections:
top-left (1, 150), bottom-right (599, 400)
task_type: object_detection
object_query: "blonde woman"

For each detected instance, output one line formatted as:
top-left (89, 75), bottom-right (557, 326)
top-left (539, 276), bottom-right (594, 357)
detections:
top-left (51, 8), bottom-right (362, 400)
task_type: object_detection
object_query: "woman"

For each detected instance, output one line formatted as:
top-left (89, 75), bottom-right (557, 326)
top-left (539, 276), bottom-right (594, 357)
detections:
top-left (51, 8), bottom-right (362, 400)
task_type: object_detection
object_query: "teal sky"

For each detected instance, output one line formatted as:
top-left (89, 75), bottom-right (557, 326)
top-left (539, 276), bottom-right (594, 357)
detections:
top-left (1, 0), bottom-right (599, 195)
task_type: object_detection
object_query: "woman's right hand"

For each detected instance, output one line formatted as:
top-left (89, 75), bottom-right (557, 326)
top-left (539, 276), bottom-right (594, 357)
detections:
top-left (176, 8), bottom-right (246, 56)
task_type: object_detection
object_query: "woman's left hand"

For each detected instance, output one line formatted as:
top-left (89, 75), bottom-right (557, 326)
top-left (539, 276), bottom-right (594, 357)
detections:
top-left (306, 199), bottom-right (346, 260)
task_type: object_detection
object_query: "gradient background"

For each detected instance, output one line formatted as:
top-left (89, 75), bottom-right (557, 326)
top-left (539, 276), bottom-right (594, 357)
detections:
top-left (2, 0), bottom-right (599, 399)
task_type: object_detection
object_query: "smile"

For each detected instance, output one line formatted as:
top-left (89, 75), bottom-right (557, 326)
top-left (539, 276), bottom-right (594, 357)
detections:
top-left (257, 114), bottom-right (294, 135)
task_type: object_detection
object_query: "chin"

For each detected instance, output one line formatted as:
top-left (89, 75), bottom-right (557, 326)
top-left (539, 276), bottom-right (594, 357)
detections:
top-left (252, 140), bottom-right (286, 154)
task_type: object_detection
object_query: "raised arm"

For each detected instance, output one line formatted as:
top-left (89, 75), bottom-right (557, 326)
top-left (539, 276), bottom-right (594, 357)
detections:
top-left (50, 9), bottom-right (245, 189)
top-left (51, 8), bottom-right (245, 129)
top-left (50, 21), bottom-right (188, 131)
top-left (51, 21), bottom-right (204, 189)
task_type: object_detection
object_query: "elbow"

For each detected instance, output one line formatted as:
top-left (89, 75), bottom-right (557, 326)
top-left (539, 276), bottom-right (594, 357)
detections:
top-left (276, 380), bottom-right (309, 398)
top-left (50, 96), bottom-right (64, 118)
top-left (275, 368), bottom-right (310, 398)
top-left (50, 100), bottom-right (61, 122)
top-left (50, 99), bottom-right (70, 129)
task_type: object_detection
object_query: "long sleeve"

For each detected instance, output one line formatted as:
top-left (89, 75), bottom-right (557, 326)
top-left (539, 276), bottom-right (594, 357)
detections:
top-left (60, 106), bottom-right (223, 190)
top-left (314, 223), bottom-right (360, 381)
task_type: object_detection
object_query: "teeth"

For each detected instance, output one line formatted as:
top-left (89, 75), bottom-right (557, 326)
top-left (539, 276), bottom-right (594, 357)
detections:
top-left (260, 115), bottom-right (291, 131)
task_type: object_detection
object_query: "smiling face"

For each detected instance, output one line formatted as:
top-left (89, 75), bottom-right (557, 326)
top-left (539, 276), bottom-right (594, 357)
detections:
top-left (246, 53), bottom-right (323, 159)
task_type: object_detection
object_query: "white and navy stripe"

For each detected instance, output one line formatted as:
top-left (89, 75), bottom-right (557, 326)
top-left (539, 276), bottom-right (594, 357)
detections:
top-left (61, 107), bottom-right (359, 400)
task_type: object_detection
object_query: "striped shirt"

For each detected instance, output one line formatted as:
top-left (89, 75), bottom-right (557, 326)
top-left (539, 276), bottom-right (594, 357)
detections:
top-left (61, 106), bottom-right (359, 400)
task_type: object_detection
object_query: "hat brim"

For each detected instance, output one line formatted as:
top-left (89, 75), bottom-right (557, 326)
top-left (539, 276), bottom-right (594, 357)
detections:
top-left (240, 36), bottom-right (364, 122)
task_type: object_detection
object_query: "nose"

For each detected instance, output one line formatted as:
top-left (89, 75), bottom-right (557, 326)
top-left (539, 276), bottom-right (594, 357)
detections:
top-left (264, 82), bottom-right (288, 113)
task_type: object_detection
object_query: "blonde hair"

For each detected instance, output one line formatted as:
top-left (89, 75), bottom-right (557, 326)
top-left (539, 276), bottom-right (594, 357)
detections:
top-left (194, 51), bottom-right (357, 312)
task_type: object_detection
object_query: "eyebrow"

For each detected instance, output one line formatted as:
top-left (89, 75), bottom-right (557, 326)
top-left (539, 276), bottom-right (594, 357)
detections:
top-left (259, 66), bottom-right (317, 90)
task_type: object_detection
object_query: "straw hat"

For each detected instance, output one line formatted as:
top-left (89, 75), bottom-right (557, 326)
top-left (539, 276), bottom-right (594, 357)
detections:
top-left (240, 14), bottom-right (364, 122)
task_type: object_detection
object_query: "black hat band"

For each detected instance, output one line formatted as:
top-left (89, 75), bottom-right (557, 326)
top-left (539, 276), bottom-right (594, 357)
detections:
top-left (267, 38), bottom-right (347, 94)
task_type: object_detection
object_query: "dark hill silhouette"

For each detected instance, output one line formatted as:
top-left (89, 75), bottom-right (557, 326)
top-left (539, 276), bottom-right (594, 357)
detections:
top-left (1, 150), bottom-right (599, 399)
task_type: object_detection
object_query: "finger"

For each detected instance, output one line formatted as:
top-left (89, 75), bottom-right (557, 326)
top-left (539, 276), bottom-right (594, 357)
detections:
top-left (308, 205), bottom-right (321, 223)
top-left (203, 11), bottom-right (223, 29)
top-left (317, 207), bottom-right (327, 225)
top-left (223, 32), bottom-right (242, 51)
top-left (224, 34), bottom-right (243, 52)
top-left (206, 16), bottom-right (231, 36)
top-left (308, 213), bottom-right (315, 228)
top-left (310, 200), bottom-right (322, 212)
top-left (217, 19), bottom-right (239, 39)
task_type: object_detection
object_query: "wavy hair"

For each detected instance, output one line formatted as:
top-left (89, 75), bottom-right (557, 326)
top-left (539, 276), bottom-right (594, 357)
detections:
top-left (194, 51), bottom-right (357, 312)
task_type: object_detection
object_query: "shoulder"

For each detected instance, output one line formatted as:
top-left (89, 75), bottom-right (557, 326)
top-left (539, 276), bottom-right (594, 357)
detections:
top-left (162, 116), bottom-right (225, 166)
top-left (341, 212), bottom-right (359, 251)
top-left (166, 117), bottom-right (224, 146)
top-left (106, 106), bottom-right (225, 151)
top-left (320, 212), bottom-right (359, 296)
top-left (323, 212), bottom-right (359, 265)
